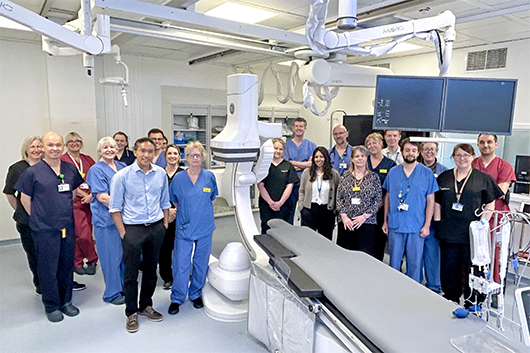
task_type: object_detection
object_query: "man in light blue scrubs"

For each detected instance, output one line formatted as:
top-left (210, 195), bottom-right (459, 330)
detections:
top-left (382, 139), bottom-right (438, 283)
top-left (148, 128), bottom-right (167, 168)
top-left (283, 117), bottom-right (317, 223)
top-left (328, 124), bottom-right (352, 176)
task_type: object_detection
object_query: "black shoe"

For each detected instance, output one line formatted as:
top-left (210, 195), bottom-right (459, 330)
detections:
top-left (168, 303), bottom-right (180, 315)
top-left (60, 303), bottom-right (80, 317)
top-left (85, 263), bottom-right (96, 275)
top-left (73, 281), bottom-right (87, 291)
top-left (46, 310), bottom-right (64, 323)
top-left (74, 267), bottom-right (86, 275)
top-left (192, 297), bottom-right (204, 309)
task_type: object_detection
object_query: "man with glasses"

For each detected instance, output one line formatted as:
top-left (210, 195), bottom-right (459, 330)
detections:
top-left (382, 138), bottom-right (438, 282)
top-left (110, 137), bottom-right (170, 333)
top-left (147, 128), bottom-right (167, 168)
top-left (472, 134), bottom-right (516, 303)
top-left (419, 142), bottom-right (448, 293)
top-left (328, 125), bottom-right (352, 176)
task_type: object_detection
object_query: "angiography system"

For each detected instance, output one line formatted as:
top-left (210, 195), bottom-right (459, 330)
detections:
top-left (2, 0), bottom-right (529, 351)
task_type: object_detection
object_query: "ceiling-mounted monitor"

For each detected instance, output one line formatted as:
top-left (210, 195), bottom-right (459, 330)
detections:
top-left (442, 78), bottom-right (517, 135)
top-left (373, 76), bottom-right (444, 132)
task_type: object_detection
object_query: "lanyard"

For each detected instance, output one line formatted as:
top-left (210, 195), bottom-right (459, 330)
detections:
top-left (454, 168), bottom-right (472, 204)
top-left (67, 152), bottom-right (83, 173)
top-left (352, 171), bottom-right (364, 193)
top-left (398, 167), bottom-right (414, 203)
top-left (316, 173), bottom-right (323, 195)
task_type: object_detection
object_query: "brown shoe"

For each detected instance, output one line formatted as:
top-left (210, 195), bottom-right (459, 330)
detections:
top-left (138, 306), bottom-right (163, 322)
top-left (126, 313), bottom-right (139, 333)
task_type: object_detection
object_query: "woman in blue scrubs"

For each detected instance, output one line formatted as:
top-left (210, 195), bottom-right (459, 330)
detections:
top-left (168, 141), bottom-right (218, 315)
top-left (86, 137), bottom-right (127, 305)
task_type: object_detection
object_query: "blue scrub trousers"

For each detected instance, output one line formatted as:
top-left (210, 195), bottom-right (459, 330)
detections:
top-left (170, 235), bottom-right (212, 304)
top-left (388, 229), bottom-right (425, 283)
top-left (94, 225), bottom-right (124, 302)
top-left (33, 228), bottom-right (75, 313)
top-left (420, 226), bottom-right (442, 293)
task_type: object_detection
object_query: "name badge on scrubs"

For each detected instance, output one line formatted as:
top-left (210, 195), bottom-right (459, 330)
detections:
top-left (397, 203), bottom-right (409, 211)
top-left (380, 169), bottom-right (388, 174)
top-left (79, 182), bottom-right (89, 190)
top-left (452, 203), bottom-right (464, 212)
top-left (351, 197), bottom-right (361, 205)
top-left (340, 162), bottom-right (347, 169)
top-left (203, 187), bottom-right (211, 193)
top-left (58, 183), bottom-right (71, 192)
top-left (352, 186), bottom-right (360, 192)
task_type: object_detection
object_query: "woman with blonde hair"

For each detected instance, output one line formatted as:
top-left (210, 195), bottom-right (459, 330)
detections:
top-left (336, 146), bottom-right (382, 256)
top-left (86, 137), bottom-right (127, 304)
top-left (61, 132), bottom-right (98, 275)
top-left (168, 141), bottom-right (218, 315)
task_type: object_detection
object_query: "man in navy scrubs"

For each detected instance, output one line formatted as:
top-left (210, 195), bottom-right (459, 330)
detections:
top-left (16, 131), bottom-right (84, 323)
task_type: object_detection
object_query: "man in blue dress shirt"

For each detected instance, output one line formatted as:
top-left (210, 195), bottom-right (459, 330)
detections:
top-left (109, 137), bottom-right (171, 333)
top-left (283, 117), bottom-right (317, 223)
top-left (382, 139), bottom-right (438, 283)
top-left (328, 125), bottom-right (352, 176)
top-left (16, 132), bottom-right (84, 323)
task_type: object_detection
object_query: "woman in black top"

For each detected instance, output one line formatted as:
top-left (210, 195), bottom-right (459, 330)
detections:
top-left (365, 132), bottom-right (396, 261)
top-left (113, 131), bottom-right (136, 166)
top-left (159, 145), bottom-right (185, 289)
top-left (434, 143), bottom-right (503, 306)
top-left (258, 139), bottom-right (299, 233)
top-left (3, 136), bottom-right (43, 294)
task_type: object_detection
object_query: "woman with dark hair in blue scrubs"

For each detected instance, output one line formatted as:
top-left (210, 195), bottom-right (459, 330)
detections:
top-left (86, 137), bottom-right (127, 305)
top-left (167, 141), bottom-right (218, 315)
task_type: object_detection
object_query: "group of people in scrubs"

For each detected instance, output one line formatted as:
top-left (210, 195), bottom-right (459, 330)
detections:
top-left (258, 122), bottom-right (516, 308)
top-left (5, 131), bottom-right (217, 331)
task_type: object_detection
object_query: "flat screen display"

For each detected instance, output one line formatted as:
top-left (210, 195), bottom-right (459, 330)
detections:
top-left (442, 78), bottom-right (517, 135)
top-left (373, 76), bottom-right (444, 132)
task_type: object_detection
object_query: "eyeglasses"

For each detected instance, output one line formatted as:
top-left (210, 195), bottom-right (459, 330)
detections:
top-left (454, 154), bottom-right (472, 159)
top-left (423, 148), bottom-right (437, 152)
top-left (187, 153), bottom-right (202, 159)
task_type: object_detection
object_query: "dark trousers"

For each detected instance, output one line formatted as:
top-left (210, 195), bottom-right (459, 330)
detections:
top-left (440, 241), bottom-right (485, 306)
top-left (122, 220), bottom-right (165, 317)
top-left (159, 221), bottom-right (176, 283)
top-left (287, 183), bottom-right (300, 224)
top-left (374, 207), bottom-right (387, 261)
top-left (16, 223), bottom-right (39, 290)
top-left (300, 204), bottom-right (335, 240)
top-left (337, 223), bottom-right (377, 257)
top-left (259, 197), bottom-right (290, 233)
top-left (33, 228), bottom-right (75, 313)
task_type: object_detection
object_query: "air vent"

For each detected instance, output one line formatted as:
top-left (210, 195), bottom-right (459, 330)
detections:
top-left (370, 63), bottom-right (391, 69)
top-left (466, 48), bottom-right (507, 71)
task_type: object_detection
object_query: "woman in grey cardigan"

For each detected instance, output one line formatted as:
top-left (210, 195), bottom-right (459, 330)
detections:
top-left (298, 147), bottom-right (340, 240)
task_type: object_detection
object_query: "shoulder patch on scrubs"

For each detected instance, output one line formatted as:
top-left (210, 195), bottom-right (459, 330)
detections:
top-left (203, 188), bottom-right (211, 192)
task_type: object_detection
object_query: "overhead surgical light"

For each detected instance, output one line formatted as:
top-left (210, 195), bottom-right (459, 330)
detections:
top-left (204, 2), bottom-right (278, 24)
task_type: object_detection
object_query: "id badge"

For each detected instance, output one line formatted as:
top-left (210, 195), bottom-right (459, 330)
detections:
top-left (397, 203), bottom-right (409, 211)
top-left (352, 186), bottom-right (360, 192)
top-left (351, 198), bottom-right (361, 205)
top-left (58, 183), bottom-right (71, 192)
top-left (380, 169), bottom-right (388, 174)
top-left (452, 203), bottom-right (464, 212)
top-left (339, 162), bottom-right (347, 169)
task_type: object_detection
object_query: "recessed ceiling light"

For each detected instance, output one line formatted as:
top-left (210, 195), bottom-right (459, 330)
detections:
top-left (0, 17), bottom-right (32, 31)
top-left (388, 42), bottom-right (423, 54)
top-left (204, 2), bottom-right (278, 24)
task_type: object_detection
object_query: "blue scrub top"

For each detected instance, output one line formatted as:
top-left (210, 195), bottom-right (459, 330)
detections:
top-left (86, 160), bottom-right (127, 227)
top-left (170, 169), bottom-right (218, 240)
top-left (328, 144), bottom-right (352, 176)
top-left (15, 160), bottom-right (84, 232)
top-left (283, 139), bottom-right (317, 178)
top-left (154, 150), bottom-right (167, 168)
top-left (382, 163), bottom-right (438, 233)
